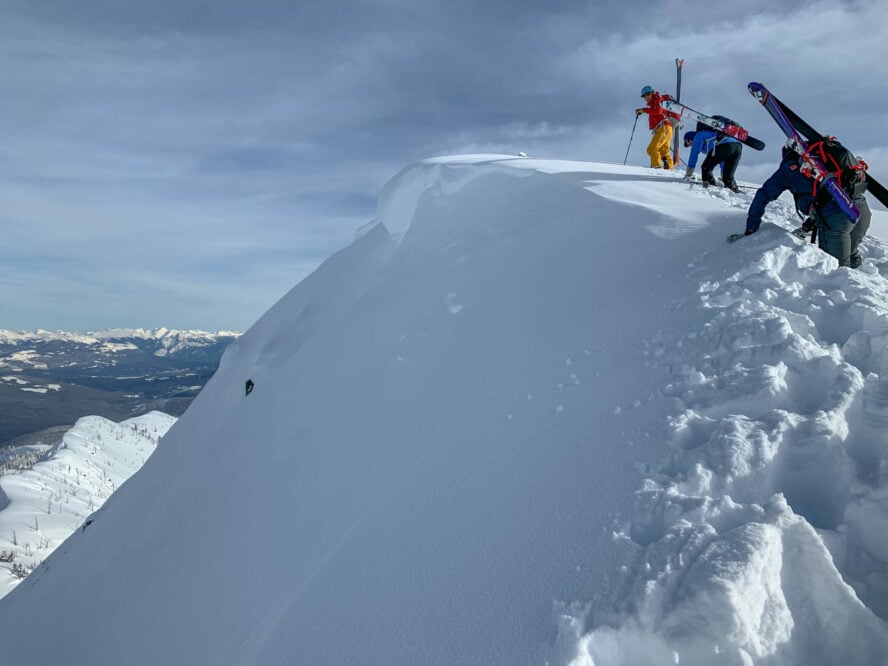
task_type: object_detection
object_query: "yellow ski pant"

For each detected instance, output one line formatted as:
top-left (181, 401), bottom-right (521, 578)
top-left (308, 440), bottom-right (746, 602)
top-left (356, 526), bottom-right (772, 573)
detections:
top-left (646, 123), bottom-right (674, 169)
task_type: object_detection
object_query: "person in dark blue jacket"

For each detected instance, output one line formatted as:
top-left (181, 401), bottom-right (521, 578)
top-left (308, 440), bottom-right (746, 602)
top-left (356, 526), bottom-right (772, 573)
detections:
top-left (741, 142), bottom-right (870, 267)
top-left (682, 129), bottom-right (742, 192)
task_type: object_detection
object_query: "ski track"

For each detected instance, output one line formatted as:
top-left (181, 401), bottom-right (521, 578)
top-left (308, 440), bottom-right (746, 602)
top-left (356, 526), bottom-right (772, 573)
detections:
top-left (559, 179), bottom-right (888, 665)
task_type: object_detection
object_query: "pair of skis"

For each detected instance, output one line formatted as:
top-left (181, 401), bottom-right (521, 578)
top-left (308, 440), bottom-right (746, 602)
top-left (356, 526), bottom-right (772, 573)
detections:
top-left (747, 82), bottom-right (888, 212)
top-left (662, 87), bottom-right (888, 210)
top-left (747, 82), bottom-right (860, 221)
top-left (727, 83), bottom-right (888, 243)
top-left (659, 97), bottom-right (766, 151)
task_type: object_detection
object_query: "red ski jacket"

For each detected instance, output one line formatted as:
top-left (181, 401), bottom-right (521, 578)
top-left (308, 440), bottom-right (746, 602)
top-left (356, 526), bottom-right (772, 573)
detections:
top-left (642, 92), bottom-right (680, 130)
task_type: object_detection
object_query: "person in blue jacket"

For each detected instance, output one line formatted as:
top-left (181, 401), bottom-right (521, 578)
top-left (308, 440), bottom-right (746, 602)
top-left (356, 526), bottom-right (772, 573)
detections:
top-left (741, 141), bottom-right (870, 267)
top-left (682, 129), bottom-right (742, 192)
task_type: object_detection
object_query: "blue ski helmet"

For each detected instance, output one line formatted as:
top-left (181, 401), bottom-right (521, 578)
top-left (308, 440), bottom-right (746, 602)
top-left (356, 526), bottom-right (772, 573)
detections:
top-left (640, 85), bottom-right (654, 97)
top-left (683, 131), bottom-right (696, 145)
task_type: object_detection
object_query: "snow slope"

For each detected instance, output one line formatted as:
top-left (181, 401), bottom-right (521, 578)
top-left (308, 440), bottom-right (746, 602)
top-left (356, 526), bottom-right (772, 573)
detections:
top-left (1, 157), bottom-right (888, 665)
top-left (0, 412), bottom-right (176, 598)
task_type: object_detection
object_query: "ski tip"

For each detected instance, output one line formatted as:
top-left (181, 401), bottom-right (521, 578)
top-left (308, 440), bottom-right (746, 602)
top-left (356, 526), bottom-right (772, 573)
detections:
top-left (747, 82), bottom-right (767, 103)
top-left (746, 138), bottom-right (767, 151)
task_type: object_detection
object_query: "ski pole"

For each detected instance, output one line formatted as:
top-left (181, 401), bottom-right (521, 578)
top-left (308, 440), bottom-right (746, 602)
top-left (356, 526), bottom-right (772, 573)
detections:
top-left (673, 58), bottom-right (684, 166)
top-left (624, 115), bottom-right (640, 165)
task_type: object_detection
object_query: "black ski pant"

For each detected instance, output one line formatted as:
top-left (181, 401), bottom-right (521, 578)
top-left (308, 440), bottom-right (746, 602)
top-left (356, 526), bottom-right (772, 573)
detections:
top-left (701, 142), bottom-right (742, 186)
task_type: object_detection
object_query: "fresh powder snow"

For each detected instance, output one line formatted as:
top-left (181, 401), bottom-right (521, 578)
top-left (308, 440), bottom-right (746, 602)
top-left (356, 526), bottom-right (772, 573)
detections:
top-left (0, 157), bottom-right (887, 665)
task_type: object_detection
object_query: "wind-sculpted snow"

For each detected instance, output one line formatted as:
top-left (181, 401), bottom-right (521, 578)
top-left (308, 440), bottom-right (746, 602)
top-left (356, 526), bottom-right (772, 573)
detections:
top-left (1, 156), bottom-right (887, 665)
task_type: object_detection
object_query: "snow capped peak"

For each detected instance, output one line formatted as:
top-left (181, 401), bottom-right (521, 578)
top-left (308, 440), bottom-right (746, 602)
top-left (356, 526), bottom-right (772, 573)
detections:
top-left (0, 328), bottom-right (240, 362)
top-left (0, 327), bottom-right (240, 344)
top-left (1, 157), bottom-right (887, 665)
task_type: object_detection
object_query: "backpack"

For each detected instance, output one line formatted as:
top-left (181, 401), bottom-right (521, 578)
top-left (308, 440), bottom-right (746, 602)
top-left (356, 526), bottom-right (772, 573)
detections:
top-left (803, 136), bottom-right (868, 203)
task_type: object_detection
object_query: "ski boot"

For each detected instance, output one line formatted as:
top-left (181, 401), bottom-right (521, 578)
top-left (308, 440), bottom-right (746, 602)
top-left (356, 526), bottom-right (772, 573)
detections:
top-left (724, 181), bottom-right (741, 193)
top-left (701, 171), bottom-right (718, 188)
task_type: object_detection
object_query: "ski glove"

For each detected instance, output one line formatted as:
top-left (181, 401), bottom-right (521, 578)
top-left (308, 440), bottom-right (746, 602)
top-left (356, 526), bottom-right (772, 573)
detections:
top-left (635, 108), bottom-right (645, 116)
top-left (682, 168), bottom-right (694, 180)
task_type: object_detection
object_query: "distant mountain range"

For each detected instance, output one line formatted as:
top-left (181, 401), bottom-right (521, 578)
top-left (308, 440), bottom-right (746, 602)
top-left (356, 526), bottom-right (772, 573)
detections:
top-left (0, 328), bottom-right (239, 447)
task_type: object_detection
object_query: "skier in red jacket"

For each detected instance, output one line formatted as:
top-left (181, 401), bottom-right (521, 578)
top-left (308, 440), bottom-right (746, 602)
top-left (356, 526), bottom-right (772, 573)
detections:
top-left (635, 85), bottom-right (681, 169)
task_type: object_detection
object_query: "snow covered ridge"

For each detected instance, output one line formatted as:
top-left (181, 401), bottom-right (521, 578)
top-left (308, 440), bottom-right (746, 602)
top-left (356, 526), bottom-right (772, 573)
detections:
top-left (1, 156), bottom-right (888, 665)
top-left (0, 412), bottom-right (175, 599)
top-left (0, 327), bottom-right (240, 356)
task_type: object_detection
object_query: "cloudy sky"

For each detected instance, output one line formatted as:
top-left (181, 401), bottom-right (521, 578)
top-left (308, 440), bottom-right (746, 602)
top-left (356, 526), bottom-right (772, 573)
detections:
top-left (2, 0), bottom-right (886, 332)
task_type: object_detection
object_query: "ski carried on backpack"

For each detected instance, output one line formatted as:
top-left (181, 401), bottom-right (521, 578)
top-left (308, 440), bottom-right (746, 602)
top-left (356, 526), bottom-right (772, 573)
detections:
top-left (659, 98), bottom-right (766, 151)
top-left (865, 172), bottom-right (888, 208)
top-left (751, 86), bottom-right (888, 209)
top-left (748, 82), bottom-right (862, 221)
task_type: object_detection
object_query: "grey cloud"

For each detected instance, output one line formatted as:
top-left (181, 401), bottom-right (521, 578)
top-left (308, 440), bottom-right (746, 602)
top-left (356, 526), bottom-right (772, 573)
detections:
top-left (1, 0), bottom-right (886, 330)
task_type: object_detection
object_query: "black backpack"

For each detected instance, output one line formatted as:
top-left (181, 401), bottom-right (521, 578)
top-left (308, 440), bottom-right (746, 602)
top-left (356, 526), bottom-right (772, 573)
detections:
top-left (803, 136), bottom-right (868, 201)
